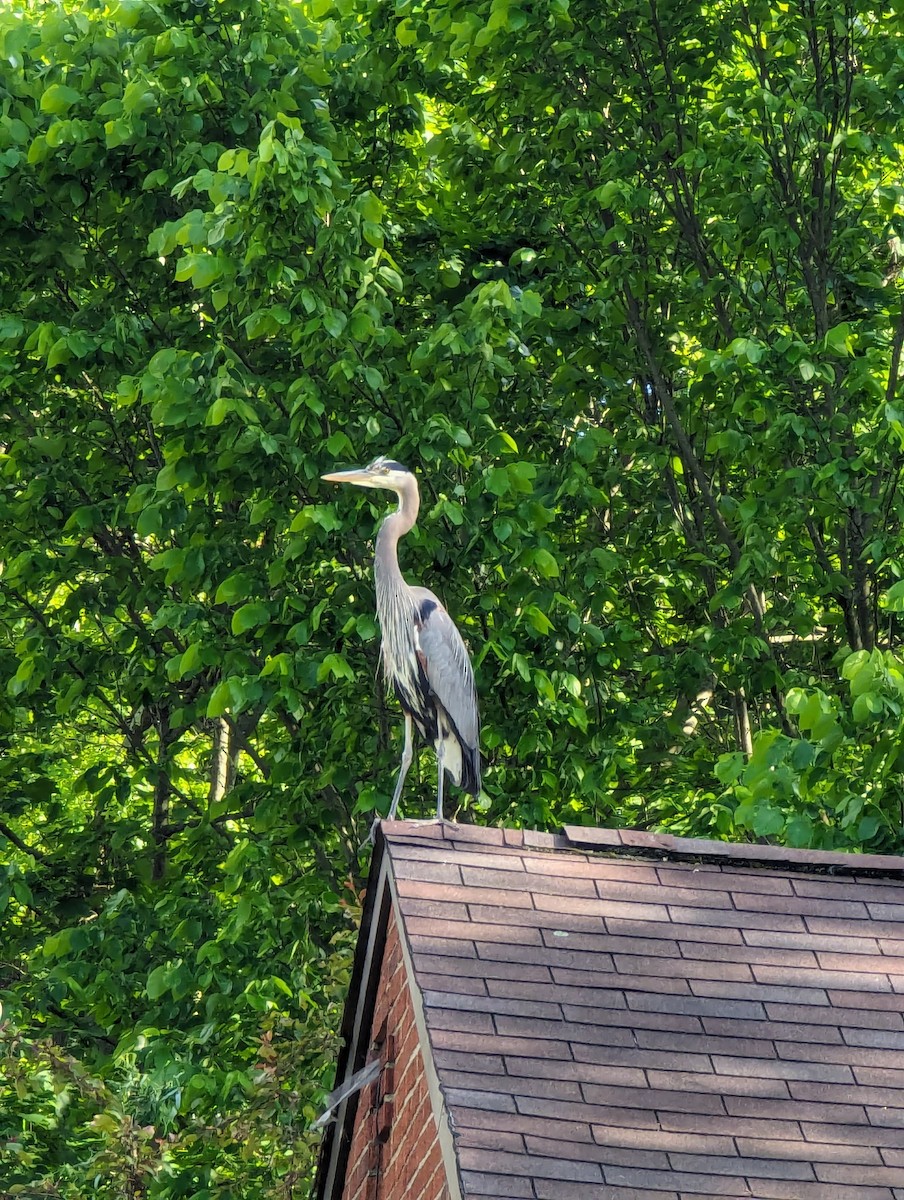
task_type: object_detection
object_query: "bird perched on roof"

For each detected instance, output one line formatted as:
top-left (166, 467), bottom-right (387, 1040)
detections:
top-left (321, 456), bottom-right (480, 827)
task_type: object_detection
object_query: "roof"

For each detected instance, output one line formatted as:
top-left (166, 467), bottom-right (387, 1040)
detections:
top-left (317, 822), bottom-right (904, 1200)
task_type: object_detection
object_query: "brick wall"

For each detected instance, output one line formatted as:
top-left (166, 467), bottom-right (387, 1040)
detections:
top-left (342, 905), bottom-right (452, 1200)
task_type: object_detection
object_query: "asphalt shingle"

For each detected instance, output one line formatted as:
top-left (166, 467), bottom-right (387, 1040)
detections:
top-left (382, 821), bottom-right (904, 1200)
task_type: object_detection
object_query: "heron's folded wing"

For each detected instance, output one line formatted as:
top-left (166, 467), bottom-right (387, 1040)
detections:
top-left (414, 598), bottom-right (479, 752)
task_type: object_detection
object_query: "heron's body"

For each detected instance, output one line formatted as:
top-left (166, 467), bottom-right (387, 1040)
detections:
top-left (322, 457), bottom-right (480, 822)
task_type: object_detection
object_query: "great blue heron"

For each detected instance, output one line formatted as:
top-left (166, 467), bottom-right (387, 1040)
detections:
top-left (322, 456), bottom-right (480, 824)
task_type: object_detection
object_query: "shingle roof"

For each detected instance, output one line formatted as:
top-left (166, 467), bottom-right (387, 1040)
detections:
top-left (382, 821), bottom-right (904, 1200)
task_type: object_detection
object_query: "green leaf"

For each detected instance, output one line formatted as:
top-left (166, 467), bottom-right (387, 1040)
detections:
top-left (206, 681), bottom-right (232, 718)
top-left (146, 964), bottom-right (172, 1000)
top-left (531, 548), bottom-right (560, 578)
top-left (231, 602), bottom-right (269, 635)
top-left (714, 751), bottom-right (745, 785)
top-left (396, 18), bottom-right (418, 45)
top-left (881, 580), bottom-right (904, 612)
top-left (215, 572), bottom-right (252, 605)
top-left (40, 85), bottom-right (81, 115)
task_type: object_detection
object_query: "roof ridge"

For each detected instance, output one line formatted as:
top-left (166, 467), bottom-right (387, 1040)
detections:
top-left (379, 820), bottom-right (904, 877)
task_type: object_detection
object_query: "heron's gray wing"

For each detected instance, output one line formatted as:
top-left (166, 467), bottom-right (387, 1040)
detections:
top-left (411, 589), bottom-right (479, 752)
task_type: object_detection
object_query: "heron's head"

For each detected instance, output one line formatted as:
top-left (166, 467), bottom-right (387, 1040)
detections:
top-left (321, 456), bottom-right (413, 494)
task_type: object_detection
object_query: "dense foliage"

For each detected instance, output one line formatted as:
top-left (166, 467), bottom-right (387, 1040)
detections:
top-left (2, 0), bottom-right (904, 1193)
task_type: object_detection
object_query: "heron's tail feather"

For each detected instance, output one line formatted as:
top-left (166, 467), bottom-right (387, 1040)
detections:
top-left (437, 718), bottom-right (481, 796)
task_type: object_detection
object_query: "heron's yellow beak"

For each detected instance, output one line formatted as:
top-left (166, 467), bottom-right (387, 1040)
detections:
top-left (322, 467), bottom-right (387, 488)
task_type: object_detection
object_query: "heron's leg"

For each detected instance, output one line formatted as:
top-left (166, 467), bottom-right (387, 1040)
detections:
top-left (436, 738), bottom-right (445, 822)
top-left (387, 712), bottom-right (414, 820)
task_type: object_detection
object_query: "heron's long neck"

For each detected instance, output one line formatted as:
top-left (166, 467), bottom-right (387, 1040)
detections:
top-left (374, 485), bottom-right (419, 627)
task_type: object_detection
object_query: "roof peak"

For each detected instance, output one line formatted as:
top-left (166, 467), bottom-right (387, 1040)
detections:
top-left (378, 820), bottom-right (904, 878)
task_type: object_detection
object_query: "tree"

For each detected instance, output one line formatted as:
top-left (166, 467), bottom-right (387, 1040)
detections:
top-left (2, 0), bottom-right (904, 1194)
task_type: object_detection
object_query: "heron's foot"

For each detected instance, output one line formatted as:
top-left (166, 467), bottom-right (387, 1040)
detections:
top-left (358, 817), bottom-right (382, 852)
